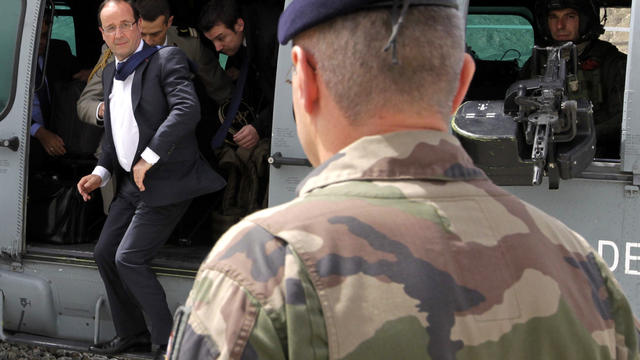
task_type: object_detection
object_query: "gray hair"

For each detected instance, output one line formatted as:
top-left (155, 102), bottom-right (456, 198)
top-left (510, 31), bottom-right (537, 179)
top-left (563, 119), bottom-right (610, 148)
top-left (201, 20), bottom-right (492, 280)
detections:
top-left (294, 6), bottom-right (465, 123)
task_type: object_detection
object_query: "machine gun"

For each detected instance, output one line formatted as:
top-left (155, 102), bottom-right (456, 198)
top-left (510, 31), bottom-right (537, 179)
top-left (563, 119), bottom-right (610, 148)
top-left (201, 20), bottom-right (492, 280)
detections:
top-left (452, 43), bottom-right (595, 189)
top-left (508, 42), bottom-right (583, 187)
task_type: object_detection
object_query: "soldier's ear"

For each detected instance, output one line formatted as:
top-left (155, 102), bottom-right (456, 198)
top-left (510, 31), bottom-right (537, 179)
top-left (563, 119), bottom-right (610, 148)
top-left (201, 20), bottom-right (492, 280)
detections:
top-left (451, 53), bottom-right (475, 115)
top-left (167, 15), bottom-right (174, 27)
top-left (291, 46), bottom-right (318, 115)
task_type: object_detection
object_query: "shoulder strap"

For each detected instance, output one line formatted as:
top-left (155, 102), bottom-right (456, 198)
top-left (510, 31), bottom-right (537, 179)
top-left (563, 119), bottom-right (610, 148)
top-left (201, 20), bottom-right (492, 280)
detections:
top-left (210, 53), bottom-right (250, 149)
top-left (88, 48), bottom-right (113, 82)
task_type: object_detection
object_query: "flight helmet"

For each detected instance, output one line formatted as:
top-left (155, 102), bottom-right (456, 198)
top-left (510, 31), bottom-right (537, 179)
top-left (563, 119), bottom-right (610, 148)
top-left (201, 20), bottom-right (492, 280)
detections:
top-left (535, 0), bottom-right (604, 43)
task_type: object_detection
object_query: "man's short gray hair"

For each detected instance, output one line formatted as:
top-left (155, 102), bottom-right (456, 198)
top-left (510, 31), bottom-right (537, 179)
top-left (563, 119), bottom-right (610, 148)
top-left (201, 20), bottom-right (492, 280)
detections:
top-left (294, 6), bottom-right (465, 123)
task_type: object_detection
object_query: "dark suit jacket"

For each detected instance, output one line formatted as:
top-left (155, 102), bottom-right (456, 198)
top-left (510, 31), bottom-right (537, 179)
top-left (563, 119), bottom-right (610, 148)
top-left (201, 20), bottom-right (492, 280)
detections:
top-left (100, 43), bottom-right (225, 207)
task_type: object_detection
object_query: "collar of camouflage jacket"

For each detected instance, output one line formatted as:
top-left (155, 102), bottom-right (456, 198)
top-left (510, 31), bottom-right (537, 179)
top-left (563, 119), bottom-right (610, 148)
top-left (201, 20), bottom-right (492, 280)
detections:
top-left (296, 130), bottom-right (488, 196)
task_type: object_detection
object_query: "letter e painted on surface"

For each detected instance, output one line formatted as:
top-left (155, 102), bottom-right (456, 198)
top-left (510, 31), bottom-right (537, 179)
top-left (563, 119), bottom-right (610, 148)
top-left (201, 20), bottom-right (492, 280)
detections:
top-left (625, 242), bottom-right (640, 275)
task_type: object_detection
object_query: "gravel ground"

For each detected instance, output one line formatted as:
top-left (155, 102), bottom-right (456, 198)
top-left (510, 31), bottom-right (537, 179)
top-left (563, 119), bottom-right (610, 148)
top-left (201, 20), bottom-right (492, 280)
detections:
top-left (0, 342), bottom-right (138, 360)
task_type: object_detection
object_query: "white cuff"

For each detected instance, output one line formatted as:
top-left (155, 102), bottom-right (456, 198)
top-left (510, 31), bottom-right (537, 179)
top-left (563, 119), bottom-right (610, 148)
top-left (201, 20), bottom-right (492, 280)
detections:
top-left (91, 166), bottom-right (111, 187)
top-left (96, 102), bottom-right (104, 120)
top-left (141, 147), bottom-right (160, 165)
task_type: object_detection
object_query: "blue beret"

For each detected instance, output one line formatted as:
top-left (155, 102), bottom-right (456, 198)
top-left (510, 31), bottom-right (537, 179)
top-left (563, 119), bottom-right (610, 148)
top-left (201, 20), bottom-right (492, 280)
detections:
top-left (278, 0), bottom-right (459, 44)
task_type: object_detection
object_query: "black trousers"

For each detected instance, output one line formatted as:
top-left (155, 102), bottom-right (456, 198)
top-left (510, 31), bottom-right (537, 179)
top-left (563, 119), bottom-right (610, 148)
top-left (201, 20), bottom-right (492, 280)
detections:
top-left (94, 174), bottom-right (190, 345)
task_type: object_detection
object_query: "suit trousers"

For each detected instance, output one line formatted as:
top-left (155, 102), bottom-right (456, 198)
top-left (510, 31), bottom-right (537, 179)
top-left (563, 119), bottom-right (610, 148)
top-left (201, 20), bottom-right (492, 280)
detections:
top-left (94, 174), bottom-right (191, 345)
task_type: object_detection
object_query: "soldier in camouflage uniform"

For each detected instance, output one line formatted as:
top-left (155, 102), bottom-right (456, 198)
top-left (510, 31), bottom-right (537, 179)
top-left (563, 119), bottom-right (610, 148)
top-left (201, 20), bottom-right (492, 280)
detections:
top-left (521, 0), bottom-right (627, 159)
top-left (168, 0), bottom-right (640, 359)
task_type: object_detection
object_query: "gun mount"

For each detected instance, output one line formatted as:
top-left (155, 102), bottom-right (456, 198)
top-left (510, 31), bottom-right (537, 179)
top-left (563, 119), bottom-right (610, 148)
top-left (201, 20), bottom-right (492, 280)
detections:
top-left (452, 43), bottom-right (595, 189)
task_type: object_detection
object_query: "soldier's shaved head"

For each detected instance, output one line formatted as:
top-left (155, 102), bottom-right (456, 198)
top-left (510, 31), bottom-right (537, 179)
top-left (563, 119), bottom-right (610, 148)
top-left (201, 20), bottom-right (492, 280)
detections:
top-left (294, 7), bottom-right (465, 123)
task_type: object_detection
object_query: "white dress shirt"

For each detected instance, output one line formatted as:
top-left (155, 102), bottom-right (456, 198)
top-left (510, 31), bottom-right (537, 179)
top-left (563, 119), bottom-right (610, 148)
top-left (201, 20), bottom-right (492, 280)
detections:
top-left (92, 41), bottom-right (160, 186)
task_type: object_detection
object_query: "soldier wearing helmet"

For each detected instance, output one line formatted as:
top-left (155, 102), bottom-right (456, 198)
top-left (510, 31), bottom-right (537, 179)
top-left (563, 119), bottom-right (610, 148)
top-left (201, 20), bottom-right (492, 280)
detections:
top-left (523, 0), bottom-right (627, 159)
top-left (536, 0), bottom-right (604, 44)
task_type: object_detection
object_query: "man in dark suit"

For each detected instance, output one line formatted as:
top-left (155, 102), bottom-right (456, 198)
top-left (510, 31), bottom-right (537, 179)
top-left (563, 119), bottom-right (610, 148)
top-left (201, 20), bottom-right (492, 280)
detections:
top-left (76, 0), bottom-right (225, 357)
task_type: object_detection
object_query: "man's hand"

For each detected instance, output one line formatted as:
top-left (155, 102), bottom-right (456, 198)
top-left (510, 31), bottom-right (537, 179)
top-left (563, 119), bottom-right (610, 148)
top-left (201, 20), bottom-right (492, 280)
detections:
top-left (133, 158), bottom-right (153, 191)
top-left (77, 174), bottom-right (102, 202)
top-left (35, 128), bottom-right (66, 156)
top-left (98, 102), bottom-right (105, 119)
top-left (72, 69), bottom-right (91, 82)
top-left (226, 66), bottom-right (240, 81)
top-left (233, 124), bottom-right (259, 149)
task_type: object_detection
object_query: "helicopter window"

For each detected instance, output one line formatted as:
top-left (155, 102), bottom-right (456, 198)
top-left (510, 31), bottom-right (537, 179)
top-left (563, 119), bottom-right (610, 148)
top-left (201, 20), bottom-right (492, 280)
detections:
top-left (0, 0), bottom-right (22, 117)
top-left (466, 14), bottom-right (534, 67)
top-left (51, 4), bottom-right (76, 56)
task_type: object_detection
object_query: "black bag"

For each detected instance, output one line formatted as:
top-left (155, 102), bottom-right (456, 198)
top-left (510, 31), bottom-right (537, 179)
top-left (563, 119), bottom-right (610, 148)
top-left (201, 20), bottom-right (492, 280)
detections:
top-left (27, 172), bottom-right (104, 244)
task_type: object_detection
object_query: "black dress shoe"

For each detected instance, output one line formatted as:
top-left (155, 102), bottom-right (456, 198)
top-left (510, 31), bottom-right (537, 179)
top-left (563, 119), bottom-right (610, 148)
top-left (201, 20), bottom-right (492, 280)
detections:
top-left (152, 344), bottom-right (167, 360)
top-left (89, 332), bottom-right (151, 354)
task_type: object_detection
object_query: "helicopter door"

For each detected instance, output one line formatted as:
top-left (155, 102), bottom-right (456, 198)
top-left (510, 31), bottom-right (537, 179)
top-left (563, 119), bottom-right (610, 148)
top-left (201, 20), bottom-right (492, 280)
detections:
top-left (266, 0), bottom-right (312, 206)
top-left (0, 0), bottom-right (39, 259)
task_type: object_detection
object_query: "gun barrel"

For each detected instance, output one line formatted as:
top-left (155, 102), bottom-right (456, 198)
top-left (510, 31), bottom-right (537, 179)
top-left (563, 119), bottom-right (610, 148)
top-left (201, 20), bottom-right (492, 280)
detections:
top-left (531, 123), bottom-right (550, 185)
top-left (532, 165), bottom-right (543, 185)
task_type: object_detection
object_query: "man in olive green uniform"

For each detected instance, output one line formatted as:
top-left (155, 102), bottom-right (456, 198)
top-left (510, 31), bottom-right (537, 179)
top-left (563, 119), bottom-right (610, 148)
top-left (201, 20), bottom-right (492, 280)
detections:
top-left (522, 0), bottom-right (626, 159)
top-left (167, 0), bottom-right (640, 359)
top-left (77, 0), bottom-right (230, 127)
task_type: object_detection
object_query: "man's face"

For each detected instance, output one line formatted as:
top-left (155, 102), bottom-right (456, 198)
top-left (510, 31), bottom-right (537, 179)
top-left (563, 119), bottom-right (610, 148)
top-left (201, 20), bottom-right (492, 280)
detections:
top-left (548, 8), bottom-right (580, 42)
top-left (99, 1), bottom-right (142, 60)
top-left (141, 15), bottom-right (173, 46)
top-left (204, 19), bottom-right (244, 56)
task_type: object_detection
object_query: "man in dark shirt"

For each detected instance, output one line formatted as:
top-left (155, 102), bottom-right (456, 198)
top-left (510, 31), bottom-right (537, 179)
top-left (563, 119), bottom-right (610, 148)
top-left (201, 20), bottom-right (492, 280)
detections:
top-left (521, 0), bottom-right (626, 159)
top-left (198, 0), bottom-right (279, 149)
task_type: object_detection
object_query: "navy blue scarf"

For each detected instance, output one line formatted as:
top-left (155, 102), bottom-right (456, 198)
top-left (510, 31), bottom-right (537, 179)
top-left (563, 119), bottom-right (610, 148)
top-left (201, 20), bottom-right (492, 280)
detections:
top-left (115, 44), bottom-right (163, 81)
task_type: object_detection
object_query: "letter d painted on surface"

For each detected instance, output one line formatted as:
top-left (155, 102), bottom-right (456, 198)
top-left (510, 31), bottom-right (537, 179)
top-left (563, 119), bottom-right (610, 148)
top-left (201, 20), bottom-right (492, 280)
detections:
top-left (598, 240), bottom-right (619, 271)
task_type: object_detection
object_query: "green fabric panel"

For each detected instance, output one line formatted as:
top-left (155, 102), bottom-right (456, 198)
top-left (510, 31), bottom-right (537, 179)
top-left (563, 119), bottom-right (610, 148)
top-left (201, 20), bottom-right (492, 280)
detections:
top-left (340, 316), bottom-right (430, 360)
top-left (456, 299), bottom-right (613, 360)
top-left (190, 275), bottom-right (214, 306)
top-left (307, 181), bottom-right (407, 200)
top-left (247, 298), bottom-right (288, 360)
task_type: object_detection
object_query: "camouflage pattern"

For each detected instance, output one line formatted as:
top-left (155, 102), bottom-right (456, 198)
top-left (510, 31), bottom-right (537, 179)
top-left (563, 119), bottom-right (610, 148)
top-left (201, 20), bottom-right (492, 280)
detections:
top-left (170, 130), bottom-right (640, 360)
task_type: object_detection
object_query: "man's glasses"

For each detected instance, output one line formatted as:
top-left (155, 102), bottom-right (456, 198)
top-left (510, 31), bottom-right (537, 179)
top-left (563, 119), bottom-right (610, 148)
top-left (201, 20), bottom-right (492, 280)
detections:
top-left (102, 21), bottom-right (137, 35)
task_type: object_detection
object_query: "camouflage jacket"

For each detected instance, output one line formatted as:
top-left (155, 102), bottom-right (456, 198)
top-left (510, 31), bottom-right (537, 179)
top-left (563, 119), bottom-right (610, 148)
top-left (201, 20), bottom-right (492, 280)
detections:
top-left (171, 130), bottom-right (639, 360)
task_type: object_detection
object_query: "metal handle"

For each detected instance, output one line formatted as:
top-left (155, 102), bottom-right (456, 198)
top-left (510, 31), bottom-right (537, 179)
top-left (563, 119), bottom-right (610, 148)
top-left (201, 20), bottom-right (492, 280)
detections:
top-left (268, 152), bottom-right (311, 168)
top-left (0, 137), bottom-right (19, 152)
